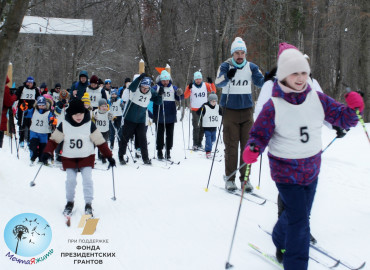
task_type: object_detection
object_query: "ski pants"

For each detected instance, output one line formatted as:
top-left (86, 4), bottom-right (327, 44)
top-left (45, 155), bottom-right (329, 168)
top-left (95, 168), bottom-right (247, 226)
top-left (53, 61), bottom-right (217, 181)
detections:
top-left (204, 129), bottom-right (216, 152)
top-left (98, 131), bottom-right (109, 159)
top-left (272, 179), bottom-right (318, 270)
top-left (118, 120), bottom-right (149, 161)
top-left (109, 116), bottom-right (122, 145)
top-left (155, 122), bottom-right (174, 151)
top-left (29, 131), bottom-right (48, 161)
top-left (66, 167), bottom-right (93, 204)
top-left (222, 107), bottom-right (253, 182)
top-left (191, 111), bottom-right (203, 147)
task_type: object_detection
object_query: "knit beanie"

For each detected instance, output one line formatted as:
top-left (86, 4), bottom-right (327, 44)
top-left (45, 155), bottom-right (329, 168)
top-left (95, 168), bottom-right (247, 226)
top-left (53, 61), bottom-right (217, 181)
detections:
top-left (66, 99), bottom-right (85, 115)
top-left (124, 78), bottom-right (131, 84)
top-left (193, 71), bottom-right (202, 80)
top-left (111, 89), bottom-right (118, 96)
top-left (98, 98), bottom-right (107, 107)
top-left (105, 79), bottom-right (112, 84)
top-left (26, 76), bottom-right (34, 83)
top-left (277, 42), bottom-right (298, 59)
top-left (59, 89), bottom-right (70, 100)
top-left (140, 77), bottom-right (152, 87)
top-left (276, 49), bottom-right (311, 81)
top-left (81, 92), bottom-right (91, 105)
top-left (55, 83), bottom-right (61, 88)
top-left (40, 82), bottom-right (47, 89)
top-left (160, 70), bottom-right (171, 81)
top-left (90, 75), bottom-right (99, 84)
top-left (208, 93), bottom-right (218, 102)
top-left (230, 37), bottom-right (247, 55)
top-left (98, 78), bottom-right (104, 85)
top-left (37, 96), bottom-right (46, 106)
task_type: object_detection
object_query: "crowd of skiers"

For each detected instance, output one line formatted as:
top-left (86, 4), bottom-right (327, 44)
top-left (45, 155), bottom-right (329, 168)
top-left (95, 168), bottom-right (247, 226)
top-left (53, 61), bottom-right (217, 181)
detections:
top-left (0, 36), bottom-right (365, 270)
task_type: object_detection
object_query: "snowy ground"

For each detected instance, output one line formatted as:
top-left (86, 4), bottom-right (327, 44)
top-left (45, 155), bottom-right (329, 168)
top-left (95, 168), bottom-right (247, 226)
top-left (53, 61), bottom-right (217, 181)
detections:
top-left (0, 110), bottom-right (369, 270)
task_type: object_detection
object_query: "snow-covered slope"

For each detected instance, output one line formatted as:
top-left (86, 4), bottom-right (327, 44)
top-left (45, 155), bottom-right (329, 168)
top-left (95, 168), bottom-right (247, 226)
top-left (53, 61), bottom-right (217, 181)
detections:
top-left (0, 111), bottom-right (369, 270)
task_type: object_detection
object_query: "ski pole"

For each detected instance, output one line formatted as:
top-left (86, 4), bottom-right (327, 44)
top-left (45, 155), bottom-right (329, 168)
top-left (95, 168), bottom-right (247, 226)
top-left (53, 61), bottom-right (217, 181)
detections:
top-left (162, 104), bottom-right (168, 166)
top-left (225, 163), bottom-right (251, 269)
top-left (111, 166), bottom-right (116, 201)
top-left (188, 107), bottom-right (191, 149)
top-left (181, 100), bottom-right (187, 159)
top-left (197, 107), bottom-right (204, 127)
top-left (355, 109), bottom-right (370, 144)
top-left (30, 164), bottom-right (43, 187)
top-left (223, 163), bottom-right (247, 182)
top-left (153, 105), bottom-right (160, 159)
top-left (256, 154), bottom-right (263, 190)
top-left (322, 137), bottom-right (337, 153)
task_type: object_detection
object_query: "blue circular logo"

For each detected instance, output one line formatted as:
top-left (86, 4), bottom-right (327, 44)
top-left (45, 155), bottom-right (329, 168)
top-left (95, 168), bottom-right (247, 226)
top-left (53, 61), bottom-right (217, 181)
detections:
top-left (4, 213), bottom-right (52, 257)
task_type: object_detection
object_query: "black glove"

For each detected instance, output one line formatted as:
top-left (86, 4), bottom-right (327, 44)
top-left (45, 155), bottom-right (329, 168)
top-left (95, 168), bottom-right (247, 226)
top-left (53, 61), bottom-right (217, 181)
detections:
top-left (333, 126), bottom-right (347, 138)
top-left (41, 153), bottom-right (52, 164)
top-left (158, 86), bottom-right (164, 96)
top-left (108, 157), bottom-right (116, 167)
top-left (188, 83), bottom-right (193, 89)
top-left (264, 67), bottom-right (277, 82)
top-left (226, 68), bottom-right (237, 79)
top-left (138, 73), bottom-right (146, 80)
top-left (207, 77), bottom-right (213, 83)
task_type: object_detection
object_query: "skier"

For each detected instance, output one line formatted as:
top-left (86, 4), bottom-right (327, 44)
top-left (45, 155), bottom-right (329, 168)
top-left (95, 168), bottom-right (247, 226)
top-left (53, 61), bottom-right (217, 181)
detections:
top-left (50, 83), bottom-right (62, 103)
top-left (118, 74), bottom-right (163, 165)
top-left (15, 76), bottom-right (40, 147)
top-left (108, 88), bottom-right (124, 149)
top-left (93, 99), bottom-right (113, 163)
top-left (184, 71), bottom-right (216, 151)
top-left (197, 93), bottom-right (222, 159)
top-left (152, 70), bottom-right (184, 160)
top-left (42, 99), bottom-right (115, 216)
top-left (85, 75), bottom-right (107, 110)
top-left (242, 45), bottom-right (364, 270)
top-left (215, 37), bottom-right (265, 192)
top-left (70, 70), bottom-right (89, 100)
top-left (81, 92), bottom-right (93, 118)
top-left (118, 78), bottom-right (131, 99)
top-left (0, 76), bottom-right (17, 148)
top-left (54, 89), bottom-right (70, 162)
top-left (25, 96), bottom-right (54, 165)
top-left (103, 79), bottom-right (112, 100)
top-left (39, 82), bottom-right (48, 95)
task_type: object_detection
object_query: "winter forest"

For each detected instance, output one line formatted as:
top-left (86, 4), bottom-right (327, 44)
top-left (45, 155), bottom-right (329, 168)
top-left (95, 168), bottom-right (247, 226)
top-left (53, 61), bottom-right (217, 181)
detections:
top-left (0, 0), bottom-right (369, 121)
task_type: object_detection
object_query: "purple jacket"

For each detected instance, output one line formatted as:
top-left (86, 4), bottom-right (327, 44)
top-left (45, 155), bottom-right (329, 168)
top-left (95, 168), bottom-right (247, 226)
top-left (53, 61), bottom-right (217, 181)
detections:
top-left (248, 81), bottom-right (359, 185)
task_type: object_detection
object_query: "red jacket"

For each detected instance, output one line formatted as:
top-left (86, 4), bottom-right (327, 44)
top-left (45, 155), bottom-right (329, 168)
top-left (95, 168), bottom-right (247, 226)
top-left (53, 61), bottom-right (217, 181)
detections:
top-left (1, 76), bottom-right (17, 131)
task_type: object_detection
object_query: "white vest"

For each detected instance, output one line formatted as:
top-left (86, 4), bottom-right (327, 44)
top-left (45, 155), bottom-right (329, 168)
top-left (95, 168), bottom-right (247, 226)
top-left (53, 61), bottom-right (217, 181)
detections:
top-left (222, 63), bottom-right (252, 95)
top-left (62, 121), bottom-right (95, 158)
top-left (20, 88), bottom-right (36, 100)
top-left (190, 83), bottom-right (207, 109)
top-left (94, 111), bottom-right (110, 133)
top-left (52, 92), bottom-right (60, 103)
top-left (130, 88), bottom-right (152, 108)
top-left (202, 104), bottom-right (220, 128)
top-left (30, 110), bottom-right (50, 134)
top-left (110, 99), bottom-right (123, 116)
top-left (268, 90), bottom-right (324, 159)
top-left (86, 87), bottom-right (103, 107)
top-left (161, 85), bottom-right (175, 102)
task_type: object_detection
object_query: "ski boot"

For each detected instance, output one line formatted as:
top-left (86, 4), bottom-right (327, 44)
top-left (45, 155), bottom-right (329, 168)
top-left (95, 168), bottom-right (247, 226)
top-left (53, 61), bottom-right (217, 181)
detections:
top-left (63, 201), bottom-right (74, 216)
top-left (276, 248), bottom-right (285, 263)
top-left (143, 159), bottom-right (152, 165)
top-left (242, 180), bottom-right (253, 193)
top-left (135, 148), bottom-right (142, 158)
top-left (165, 150), bottom-right (171, 160)
top-left (225, 180), bottom-right (237, 192)
top-left (102, 158), bottom-right (107, 164)
top-left (119, 156), bottom-right (126, 165)
top-left (157, 150), bottom-right (164, 160)
top-left (206, 152), bottom-right (212, 159)
top-left (85, 203), bottom-right (93, 216)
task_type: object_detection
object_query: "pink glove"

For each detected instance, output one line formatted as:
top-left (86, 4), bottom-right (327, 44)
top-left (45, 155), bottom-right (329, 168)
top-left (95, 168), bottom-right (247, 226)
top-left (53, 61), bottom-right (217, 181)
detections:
top-left (345, 92), bottom-right (364, 112)
top-left (242, 145), bottom-right (259, 164)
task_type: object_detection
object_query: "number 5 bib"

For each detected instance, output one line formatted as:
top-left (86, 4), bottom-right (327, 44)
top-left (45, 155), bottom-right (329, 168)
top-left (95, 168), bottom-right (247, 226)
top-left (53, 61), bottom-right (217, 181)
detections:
top-left (62, 121), bottom-right (95, 158)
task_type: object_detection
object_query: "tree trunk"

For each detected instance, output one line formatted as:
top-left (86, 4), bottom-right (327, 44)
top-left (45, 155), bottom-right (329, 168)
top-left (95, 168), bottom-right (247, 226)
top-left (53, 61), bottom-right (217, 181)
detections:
top-left (0, 0), bottom-right (29, 122)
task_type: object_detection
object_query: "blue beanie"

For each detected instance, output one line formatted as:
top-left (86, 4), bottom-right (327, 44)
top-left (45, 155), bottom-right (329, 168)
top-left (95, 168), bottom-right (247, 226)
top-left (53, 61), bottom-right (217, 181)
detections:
top-left (105, 79), bottom-right (112, 84)
top-left (160, 70), bottom-right (171, 81)
top-left (40, 82), bottom-right (47, 89)
top-left (37, 96), bottom-right (46, 106)
top-left (193, 71), bottom-right (202, 80)
top-left (140, 77), bottom-right (152, 87)
top-left (26, 76), bottom-right (34, 83)
top-left (111, 88), bottom-right (118, 95)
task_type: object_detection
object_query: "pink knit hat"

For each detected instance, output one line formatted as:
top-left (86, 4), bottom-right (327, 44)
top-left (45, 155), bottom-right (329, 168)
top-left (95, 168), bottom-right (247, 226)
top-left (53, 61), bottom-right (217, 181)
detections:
top-left (278, 42), bottom-right (298, 59)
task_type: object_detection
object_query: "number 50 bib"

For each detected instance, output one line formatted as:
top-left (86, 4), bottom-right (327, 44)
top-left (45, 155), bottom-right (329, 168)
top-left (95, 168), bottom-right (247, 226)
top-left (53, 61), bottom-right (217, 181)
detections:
top-left (62, 121), bottom-right (95, 158)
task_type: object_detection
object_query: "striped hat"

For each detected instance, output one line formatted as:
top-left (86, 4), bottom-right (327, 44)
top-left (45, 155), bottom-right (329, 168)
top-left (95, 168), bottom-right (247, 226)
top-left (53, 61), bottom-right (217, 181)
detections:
top-left (81, 92), bottom-right (91, 105)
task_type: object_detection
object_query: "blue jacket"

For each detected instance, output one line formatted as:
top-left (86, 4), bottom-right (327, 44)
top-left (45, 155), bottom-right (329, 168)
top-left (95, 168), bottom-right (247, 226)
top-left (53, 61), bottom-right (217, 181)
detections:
top-left (123, 77), bottom-right (163, 124)
top-left (152, 81), bottom-right (183, 124)
top-left (215, 58), bottom-right (264, 109)
top-left (70, 70), bottom-right (89, 100)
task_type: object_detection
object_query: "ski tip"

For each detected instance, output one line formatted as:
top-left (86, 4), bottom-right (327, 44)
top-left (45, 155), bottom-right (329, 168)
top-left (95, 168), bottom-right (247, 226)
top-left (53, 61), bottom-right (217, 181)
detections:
top-left (204, 188), bottom-right (208, 192)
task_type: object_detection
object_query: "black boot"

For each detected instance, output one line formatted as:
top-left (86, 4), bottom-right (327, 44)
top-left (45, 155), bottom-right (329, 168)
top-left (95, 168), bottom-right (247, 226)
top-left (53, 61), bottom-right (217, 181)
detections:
top-left (85, 203), bottom-right (93, 216)
top-left (165, 150), bottom-right (171, 160)
top-left (157, 150), bottom-right (164, 160)
top-left (119, 156), bottom-right (126, 165)
top-left (143, 159), bottom-right (152, 165)
top-left (63, 201), bottom-right (74, 216)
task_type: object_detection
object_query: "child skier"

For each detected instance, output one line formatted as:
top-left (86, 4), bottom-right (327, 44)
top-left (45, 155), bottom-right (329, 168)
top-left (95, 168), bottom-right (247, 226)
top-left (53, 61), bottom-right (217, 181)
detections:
top-left (25, 96), bottom-right (54, 165)
top-left (197, 93), bottom-right (222, 159)
top-left (108, 88), bottom-right (124, 149)
top-left (242, 46), bottom-right (364, 270)
top-left (81, 92), bottom-right (93, 118)
top-left (42, 99), bottom-right (115, 216)
top-left (86, 75), bottom-right (107, 110)
top-left (93, 99), bottom-right (113, 163)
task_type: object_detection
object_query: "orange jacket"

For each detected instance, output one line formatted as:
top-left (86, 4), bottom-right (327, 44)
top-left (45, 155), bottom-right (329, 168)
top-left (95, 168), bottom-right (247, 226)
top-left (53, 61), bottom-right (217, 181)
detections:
top-left (184, 82), bottom-right (216, 111)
